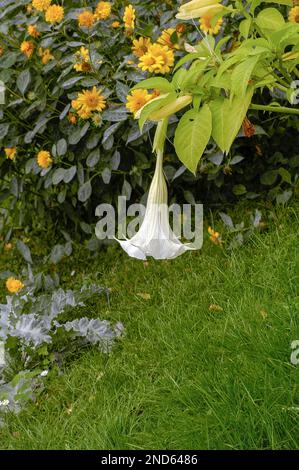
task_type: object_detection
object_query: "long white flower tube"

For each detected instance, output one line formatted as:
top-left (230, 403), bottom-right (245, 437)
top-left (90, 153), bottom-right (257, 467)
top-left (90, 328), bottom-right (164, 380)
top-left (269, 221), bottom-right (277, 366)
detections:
top-left (117, 120), bottom-right (193, 260)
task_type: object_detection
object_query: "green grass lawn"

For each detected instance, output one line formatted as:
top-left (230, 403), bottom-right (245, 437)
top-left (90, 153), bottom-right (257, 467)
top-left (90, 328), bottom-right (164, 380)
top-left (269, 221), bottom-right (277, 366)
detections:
top-left (0, 205), bottom-right (299, 450)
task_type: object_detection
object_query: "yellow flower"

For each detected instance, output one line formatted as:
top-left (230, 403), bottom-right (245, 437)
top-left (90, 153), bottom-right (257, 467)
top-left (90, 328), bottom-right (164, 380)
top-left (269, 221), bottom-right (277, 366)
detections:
top-left (68, 112), bottom-right (77, 124)
top-left (176, 0), bottom-right (225, 20)
top-left (200, 15), bottom-right (223, 35)
top-left (78, 10), bottom-right (95, 28)
top-left (26, 3), bottom-right (33, 14)
top-left (138, 43), bottom-right (174, 74)
top-left (158, 28), bottom-right (180, 50)
top-left (123, 4), bottom-right (135, 30)
top-left (6, 277), bottom-right (24, 294)
top-left (126, 89), bottom-right (152, 115)
top-left (208, 227), bottom-right (222, 245)
top-left (4, 243), bottom-right (13, 252)
top-left (38, 47), bottom-right (54, 64)
top-left (32, 0), bottom-right (51, 11)
top-left (73, 46), bottom-right (91, 72)
top-left (45, 4), bottom-right (64, 24)
top-left (289, 6), bottom-right (299, 23)
top-left (4, 148), bottom-right (17, 160)
top-left (92, 113), bottom-right (103, 127)
top-left (37, 150), bottom-right (53, 168)
top-left (132, 37), bottom-right (152, 58)
top-left (27, 24), bottom-right (40, 38)
top-left (111, 21), bottom-right (120, 28)
top-left (20, 40), bottom-right (35, 58)
top-left (94, 2), bottom-right (112, 21)
top-left (77, 108), bottom-right (92, 120)
top-left (72, 87), bottom-right (106, 116)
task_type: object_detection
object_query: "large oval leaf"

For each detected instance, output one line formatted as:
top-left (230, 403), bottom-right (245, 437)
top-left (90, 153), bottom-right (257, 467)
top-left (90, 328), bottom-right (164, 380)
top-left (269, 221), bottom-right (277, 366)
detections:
top-left (174, 104), bottom-right (212, 174)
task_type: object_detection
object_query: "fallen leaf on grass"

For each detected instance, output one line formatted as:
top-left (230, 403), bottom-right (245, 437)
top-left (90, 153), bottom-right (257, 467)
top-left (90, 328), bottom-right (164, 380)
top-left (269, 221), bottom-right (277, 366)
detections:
top-left (209, 304), bottom-right (223, 312)
top-left (137, 292), bottom-right (151, 300)
top-left (260, 309), bottom-right (268, 320)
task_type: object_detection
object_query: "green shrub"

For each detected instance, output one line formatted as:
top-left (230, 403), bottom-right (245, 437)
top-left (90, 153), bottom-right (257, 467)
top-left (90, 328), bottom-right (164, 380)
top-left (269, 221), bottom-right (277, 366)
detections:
top-left (0, 0), bottom-right (299, 245)
top-left (0, 0), bottom-right (184, 238)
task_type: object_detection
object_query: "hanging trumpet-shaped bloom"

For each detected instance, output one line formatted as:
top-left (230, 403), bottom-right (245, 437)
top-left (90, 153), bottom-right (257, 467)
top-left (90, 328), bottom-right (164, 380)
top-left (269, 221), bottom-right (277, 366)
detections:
top-left (116, 120), bottom-right (193, 260)
top-left (176, 0), bottom-right (225, 20)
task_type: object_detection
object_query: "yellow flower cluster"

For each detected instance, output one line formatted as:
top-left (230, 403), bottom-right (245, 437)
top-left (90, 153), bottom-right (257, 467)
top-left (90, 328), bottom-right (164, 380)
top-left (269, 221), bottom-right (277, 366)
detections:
top-left (4, 243), bottom-right (13, 252)
top-left (78, 10), bottom-right (95, 28)
top-left (31, 0), bottom-right (64, 24)
top-left (27, 24), bottom-right (40, 38)
top-left (45, 4), bottom-right (64, 24)
top-left (94, 1), bottom-right (112, 20)
top-left (208, 227), bottom-right (222, 245)
top-left (123, 4), bottom-right (135, 31)
top-left (289, 6), bottom-right (299, 23)
top-left (200, 15), bottom-right (223, 35)
top-left (77, 2), bottom-right (112, 29)
top-left (6, 277), bottom-right (24, 294)
top-left (4, 147), bottom-right (17, 160)
top-left (37, 150), bottom-right (53, 168)
top-left (138, 43), bottom-right (175, 74)
top-left (158, 28), bottom-right (180, 49)
top-left (39, 47), bottom-right (54, 64)
top-left (32, 0), bottom-right (51, 11)
top-left (73, 47), bottom-right (91, 72)
top-left (131, 26), bottom-right (180, 75)
top-left (126, 89), bottom-right (160, 116)
top-left (20, 40), bottom-right (35, 58)
top-left (68, 112), bottom-right (77, 125)
top-left (111, 20), bottom-right (120, 28)
top-left (132, 37), bottom-right (152, 58)
top-left (71, 86), bottom-right (107, 120)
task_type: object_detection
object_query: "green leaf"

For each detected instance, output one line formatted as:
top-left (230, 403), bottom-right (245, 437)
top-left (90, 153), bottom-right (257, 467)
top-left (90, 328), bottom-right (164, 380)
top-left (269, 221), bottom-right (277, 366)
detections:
top-left (62, 76), bottom-right (84, 89)
top-left (239, 18), bottom-right (252, 39)
top-left (174, 104), bottom-right (212, 174)
top-left (231, 56), bottom-right (259, 98)
top-left (233, 184), bottom-right (247, 195)
top-left (50, 244), bottom-right (66, 264)
top-left (78, 180), bottom-right (92, 202)
top-left (255, 8), bottom-right (285, 33)
top-left (63, 166), bottom-right (77, 184)
top-left (17, 69), bottom-right (31, 95)
top-left (260, 170), bottom-right (278, 185)
top-left (264, 0), bottom-right (292, 5)
top-left (86, 149), bottom-right (100, 168)
top-left (57, 138), bottom-right (67, 156)
top-left (210, 89), bottom-right (253, 154)
top-left (52, 168), bottom-right (66, 186)
top-left (172, 68), bottom-right (188, 91)
top-left (132, 77), bottom-right (174, 93)
top-left (16, 239), bottom-right (32, 264)
top-left (173, 53), bottom-right (203, 72)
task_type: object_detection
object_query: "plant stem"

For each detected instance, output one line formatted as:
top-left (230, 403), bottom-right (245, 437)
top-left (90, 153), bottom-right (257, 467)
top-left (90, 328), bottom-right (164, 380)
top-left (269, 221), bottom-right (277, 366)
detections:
top-left (250, 104), bottom-right (299, 115)
top-left (153, 118), bottom-right (169, 154)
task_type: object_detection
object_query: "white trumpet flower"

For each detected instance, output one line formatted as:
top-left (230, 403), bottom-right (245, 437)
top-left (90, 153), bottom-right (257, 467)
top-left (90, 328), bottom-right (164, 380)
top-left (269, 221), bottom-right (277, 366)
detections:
top-left (176, 0), bottom-right (225, 20)
top-left (117, 120), bottom-right (193, 260)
